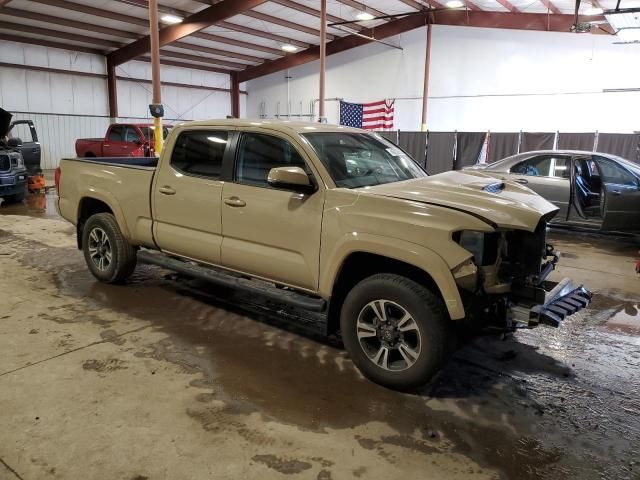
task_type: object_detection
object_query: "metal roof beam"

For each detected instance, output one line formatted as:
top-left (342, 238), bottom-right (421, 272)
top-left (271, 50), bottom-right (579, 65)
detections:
top-left (107, 0), bottom-right (268, 66)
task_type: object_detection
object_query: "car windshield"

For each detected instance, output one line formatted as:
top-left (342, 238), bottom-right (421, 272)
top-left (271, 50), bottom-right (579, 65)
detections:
top-left (141, 127), bottom-right (170, 140)
top-left (302, 132), bottom-right (426, 188)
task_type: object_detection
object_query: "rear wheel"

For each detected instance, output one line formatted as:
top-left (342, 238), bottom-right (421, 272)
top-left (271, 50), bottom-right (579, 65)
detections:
top-left (82, 213), bottom-right (137, 283)
top-left (340, 274), bottom-right (451, 390)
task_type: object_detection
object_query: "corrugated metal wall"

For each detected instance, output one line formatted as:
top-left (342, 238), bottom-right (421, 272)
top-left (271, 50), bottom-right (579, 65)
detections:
top-left (2, 41), bottom-right (242, 169)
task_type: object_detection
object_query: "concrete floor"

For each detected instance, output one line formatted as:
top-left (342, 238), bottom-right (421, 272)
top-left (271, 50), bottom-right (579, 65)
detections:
top-left (1, 193), bottom-right (639, 480)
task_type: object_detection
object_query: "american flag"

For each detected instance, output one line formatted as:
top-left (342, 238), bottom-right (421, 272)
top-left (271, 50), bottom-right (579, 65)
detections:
top-left (339, 100), bottom-right (394, 130)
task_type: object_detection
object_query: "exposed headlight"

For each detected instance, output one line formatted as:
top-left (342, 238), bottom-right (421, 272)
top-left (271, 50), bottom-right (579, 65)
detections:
top-left (453, 230), bottom-right (500, 266)
top-left (16, 155), bottom-right (24, 168)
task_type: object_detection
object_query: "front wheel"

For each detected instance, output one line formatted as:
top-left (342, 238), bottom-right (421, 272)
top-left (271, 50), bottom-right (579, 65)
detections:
top-left (82, 213), bottom-right (137, 283)
top-left (340, 274), bottom-right (451, 390)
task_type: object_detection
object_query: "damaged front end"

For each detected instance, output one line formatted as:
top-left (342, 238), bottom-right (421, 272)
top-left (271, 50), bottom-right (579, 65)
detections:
top-left (453, 216), bottom-right (592, 330)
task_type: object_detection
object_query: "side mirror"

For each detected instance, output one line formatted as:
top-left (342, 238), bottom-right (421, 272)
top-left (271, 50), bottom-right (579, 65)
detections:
top-left (267, 166), bottom-right (315, 193)
top-left (8, 137), bottom-right (22, 147)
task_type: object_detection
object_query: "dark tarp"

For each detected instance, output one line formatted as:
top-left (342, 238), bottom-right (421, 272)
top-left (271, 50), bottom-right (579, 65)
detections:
top-left (426, 132), bottom-right (455, 175)
top-left (455, 132), bottom-right (486, 169)
top-left (487, 132), bottom-right (519, 163)
top-left (557, 133), bottom-right (595, 151)
top-left (398, 131), bottom-right (427, 167)
top-left (376, 130), bottom-right (398, 145)
top-left (596, 133), bottom-right (640, 163)
top-left (520, 132), bottom-right (555, 153)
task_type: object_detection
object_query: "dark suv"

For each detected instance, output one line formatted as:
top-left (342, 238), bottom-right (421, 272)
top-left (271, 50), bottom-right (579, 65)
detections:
top-left (0, 108), bottom-right (30, 203)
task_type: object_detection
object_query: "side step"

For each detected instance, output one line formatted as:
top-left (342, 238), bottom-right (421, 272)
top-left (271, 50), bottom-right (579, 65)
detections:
top-left (137, 250), bottom-right (327, 313)
top-left (531, 278), bottom-right (592, 328)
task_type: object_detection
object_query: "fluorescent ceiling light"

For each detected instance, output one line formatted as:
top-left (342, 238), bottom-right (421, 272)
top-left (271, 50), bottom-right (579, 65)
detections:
top-left (446, 0), bottom-right (465, 8)
top-left (207, 136), bottom-right (227, 144)
top-left (281, 44), bottom-right (298, 52)
top-left (356, 11), bottom-right (375, 20)
top-left (161, 14), bottom-right (183, 24)
top-left (584, 6), bottom-right (603, 15)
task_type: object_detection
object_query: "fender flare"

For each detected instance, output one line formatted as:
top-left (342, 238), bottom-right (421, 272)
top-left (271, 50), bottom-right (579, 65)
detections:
top-left (76, 189), bottom-right (131, 239)
top-left (320, 233), bottom-right (466, 320)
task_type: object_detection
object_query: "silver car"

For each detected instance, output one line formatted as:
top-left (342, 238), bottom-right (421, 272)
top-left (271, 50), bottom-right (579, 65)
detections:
top-left (464, 150), bottom-right (640, 233)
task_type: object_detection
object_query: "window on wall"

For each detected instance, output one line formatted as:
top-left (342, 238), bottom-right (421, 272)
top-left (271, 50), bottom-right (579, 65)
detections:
top-left (235, 133), bottom-right (307, 187)
top-left (512, 155), bottom-right (571, 178)
top-left (170, 130), bottom-right (228, 179)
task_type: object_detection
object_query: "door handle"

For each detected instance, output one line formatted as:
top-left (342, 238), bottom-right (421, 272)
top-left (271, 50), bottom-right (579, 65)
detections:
top-left (514, 178), bottom-right (529, 185)
top-left (224, 197), bottom-right (246, 207)
top-left (159, 186), bottom-right (176, 195)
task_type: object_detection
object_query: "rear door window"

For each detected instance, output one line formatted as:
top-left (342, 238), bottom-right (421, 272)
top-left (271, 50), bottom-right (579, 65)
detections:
top-left (124, 126), bottom-right (140, 143)
top-left (108, 126), bottom-right (125, 141)
top-left (170, 130), bottom-right (229, 179)
top-left (512, 155), bottom-right (570, 178)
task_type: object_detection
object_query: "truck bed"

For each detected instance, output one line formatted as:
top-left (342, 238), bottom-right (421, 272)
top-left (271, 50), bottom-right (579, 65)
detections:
top-left (57, 157), bottom-right (157, 248)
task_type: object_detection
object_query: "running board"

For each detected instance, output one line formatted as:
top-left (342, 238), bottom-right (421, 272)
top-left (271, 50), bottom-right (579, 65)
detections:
top-left (137, 250), bottom-right (327, 313)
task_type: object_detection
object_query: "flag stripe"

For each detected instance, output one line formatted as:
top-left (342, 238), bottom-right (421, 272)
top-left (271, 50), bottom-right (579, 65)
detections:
top-left (340, 99), bottom-right (394, 131)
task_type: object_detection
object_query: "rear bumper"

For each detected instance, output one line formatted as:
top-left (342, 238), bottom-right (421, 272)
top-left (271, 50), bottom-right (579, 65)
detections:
top-left (509, 278), bottom-right (592, 328)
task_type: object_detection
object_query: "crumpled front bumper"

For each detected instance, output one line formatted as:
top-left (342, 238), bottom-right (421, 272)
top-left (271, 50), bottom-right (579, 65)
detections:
top-left (509, 278), bottom-right (592, 328)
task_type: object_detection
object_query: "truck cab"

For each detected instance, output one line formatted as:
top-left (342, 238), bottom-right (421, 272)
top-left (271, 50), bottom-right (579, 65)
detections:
top-left (0, 109), bottom-right (29, 203)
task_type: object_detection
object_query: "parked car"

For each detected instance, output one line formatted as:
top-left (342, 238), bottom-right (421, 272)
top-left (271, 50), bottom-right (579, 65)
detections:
top-left (75, 123), bottom-right (171, 158)
top-left (0, 108), bottom-right (29, 203)
top-left (56, 120), bottom-right (591, 390)
top-left (465, 150), bottom-right (640, 233)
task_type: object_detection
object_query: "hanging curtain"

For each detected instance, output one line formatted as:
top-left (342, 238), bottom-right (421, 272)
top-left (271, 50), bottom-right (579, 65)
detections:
top-left (425, 132), bottom-right (456, 175)
top-left (596, 133), bottom-right (640, 163)
top-left (455, 132), bottom-right (486, 169)
top-left (557, 133), bottom-right (596, 151)
top-left (487, 132), bottom-right (520, 163)
top-left (520, 132), bottom-right (555, 153)
top-left (398, 132), bottom-right (427, 167)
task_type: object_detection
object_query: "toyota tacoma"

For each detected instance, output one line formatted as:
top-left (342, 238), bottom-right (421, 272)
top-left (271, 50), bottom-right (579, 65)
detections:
top-left (56, 120), bottom-right (591, 390)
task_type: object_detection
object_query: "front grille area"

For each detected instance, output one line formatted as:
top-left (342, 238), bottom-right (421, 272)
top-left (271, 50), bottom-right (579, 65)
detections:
top-left (0, 154), bottom-right (9, 172)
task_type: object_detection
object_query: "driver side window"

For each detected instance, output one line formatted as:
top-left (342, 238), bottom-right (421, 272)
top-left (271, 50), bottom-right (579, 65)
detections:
top-left (235, 133), bottom-right (308, 188)
top-left (594, 156), bottom-right (638, 187)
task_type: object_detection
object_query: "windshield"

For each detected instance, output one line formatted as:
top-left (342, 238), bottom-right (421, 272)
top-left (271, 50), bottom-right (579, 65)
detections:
top-left (141, 127), bottom-right (170, 140)
top-left (302, 132), bottom-right (426, 188)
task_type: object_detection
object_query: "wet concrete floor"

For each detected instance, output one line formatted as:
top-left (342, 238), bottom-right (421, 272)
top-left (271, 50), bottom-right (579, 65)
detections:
top-left (0, 193), bottom-right (639, 479)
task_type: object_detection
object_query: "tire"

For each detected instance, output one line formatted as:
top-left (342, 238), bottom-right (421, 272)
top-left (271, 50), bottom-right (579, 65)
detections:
top-left (82, 213), bottom-right (137, 283)
top-left (340, 273), bottom-right (451, 391)
top-left (5, 189), bottom-right (25, 203)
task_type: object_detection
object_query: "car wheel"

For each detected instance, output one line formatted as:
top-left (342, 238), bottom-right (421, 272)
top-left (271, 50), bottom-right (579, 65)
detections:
top-left (82, 213), bottom-right (137, 283)
top-left (6, 189), bottom-right (25, 203)
top-left (340, 273), bottom-right (451, 390)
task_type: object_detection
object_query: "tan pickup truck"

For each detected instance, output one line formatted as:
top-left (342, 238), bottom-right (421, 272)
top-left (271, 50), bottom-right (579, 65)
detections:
top-left (56, 120), bottom-right (591, 390)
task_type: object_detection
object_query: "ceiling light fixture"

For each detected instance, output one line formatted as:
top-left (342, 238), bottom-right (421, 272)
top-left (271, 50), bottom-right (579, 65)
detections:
top-left (356, 11), bottom-right (375, 20)
top-left (160, 14), bottom-right (183, 24)
top-left (281, 44), bottom-right (298, 52)
top-left (446, 0), bottom-right (465, 8)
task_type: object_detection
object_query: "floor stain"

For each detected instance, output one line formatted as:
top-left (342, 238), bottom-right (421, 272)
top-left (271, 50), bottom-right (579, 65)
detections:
top-left (251, 454), bottom-right (312, 474)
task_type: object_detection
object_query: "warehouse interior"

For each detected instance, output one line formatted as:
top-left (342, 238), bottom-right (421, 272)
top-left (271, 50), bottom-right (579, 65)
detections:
top-left (1, 0), bottom-right (640, 479)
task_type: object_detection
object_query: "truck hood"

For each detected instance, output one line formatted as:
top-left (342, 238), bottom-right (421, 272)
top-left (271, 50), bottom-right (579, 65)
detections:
top-left (0, 108), bottom-right (12, 138)
top-left (359, 171), bottom-right (558, 232)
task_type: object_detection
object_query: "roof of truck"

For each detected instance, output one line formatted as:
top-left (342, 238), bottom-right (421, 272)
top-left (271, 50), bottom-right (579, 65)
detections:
top-left (174, 119), bottom-right (364, 134)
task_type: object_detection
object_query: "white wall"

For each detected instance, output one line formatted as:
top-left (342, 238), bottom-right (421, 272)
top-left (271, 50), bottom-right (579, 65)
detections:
top-left (246, 25), bottom-right (640, 133)
top-left (0, 41), bottom-right (246, 168)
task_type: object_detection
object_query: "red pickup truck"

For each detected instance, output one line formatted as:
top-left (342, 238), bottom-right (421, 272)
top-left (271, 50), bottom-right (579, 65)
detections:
top-left (75, 123), bottom-right (171, 158)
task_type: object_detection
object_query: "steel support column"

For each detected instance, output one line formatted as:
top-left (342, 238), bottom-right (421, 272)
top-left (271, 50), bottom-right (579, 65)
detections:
top-left (231, 71), bottom-right (240, 118)
top-left (107, 58), bottom-right (118, 119)
top-left (318, 0), bottom-right (327, 122)
top-left (149, 0), bottom-right (163, 154)
top-left (421, 22), bottom-right (432, 132)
